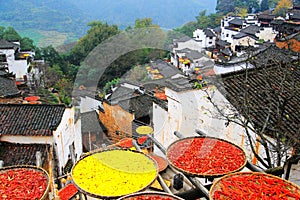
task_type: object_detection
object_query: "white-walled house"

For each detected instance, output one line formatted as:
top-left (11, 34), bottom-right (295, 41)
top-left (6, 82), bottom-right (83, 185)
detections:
top-left (80, 96), bottom-right (103, 114)
top-left (172, 36), bottom-right (202, 52)
top-left (0, 39), bottom-right (34, 81)
top-left (221, 16), bottom-right (244, 43)
top-left (152, 80), bottom-right (256, 161)
top-left (231, 33), bottom-right (259, 52)
top-left (193, 28), bottom-right (217, 48)
top-left (220, 15), bottom-right (276, 48)
top-left (240, 25), bottom-right (277, 43)
top-left (0, 104), bottom-right (82, 175)
top-left (170, 36), bottom-right (202, 67)
top-left (244, 14), bottom-right (259, 26)
top-left (153, 66), bottom-right (298, 174)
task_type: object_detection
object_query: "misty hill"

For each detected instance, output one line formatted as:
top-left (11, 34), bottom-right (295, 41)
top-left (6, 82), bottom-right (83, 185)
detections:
top-left (0, 0), bottom-right (216, 46)
top-left (70, 0), bottom-right (217, 29)
top-left (0, 0), bottom-right (90, 46)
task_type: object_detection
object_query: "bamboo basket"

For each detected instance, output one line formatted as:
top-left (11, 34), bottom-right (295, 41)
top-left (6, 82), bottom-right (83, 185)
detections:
top-left (209, 171), bottom-right (300, 199)
top-left (71, 149), bottom-right (158, 199)
top-left (0, 165), bottom-right (50, 200)
top-left (117, 191), bottom-right (185, 200)
top-left (166, 136), bottom-right (247, 178)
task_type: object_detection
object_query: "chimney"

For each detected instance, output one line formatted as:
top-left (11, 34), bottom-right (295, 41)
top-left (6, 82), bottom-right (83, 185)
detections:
top-left (36, 151), bottom-right (42, 167)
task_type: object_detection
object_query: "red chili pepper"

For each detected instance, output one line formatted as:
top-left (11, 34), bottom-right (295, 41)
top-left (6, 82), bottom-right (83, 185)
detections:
top-left (212, 173), bottom-right (300, 200)
top-left (122, 195), bottom-right (178, 200)
top-left (137, 136), bottom-right (148, 145)
top-left (0, 168), bottom-right (48, 200)
top-left (167, 137), bottom-right (246, 176)
top-left (117, 138), bottom-right (133, 148)
top-left (58, 183), bottom-right (78, 200)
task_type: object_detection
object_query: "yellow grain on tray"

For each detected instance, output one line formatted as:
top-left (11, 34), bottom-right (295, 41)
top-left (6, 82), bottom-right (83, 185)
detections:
top-left (72, 150), bottom-right (157, 197)
top-left (136, 126), bottom-right (153, 134)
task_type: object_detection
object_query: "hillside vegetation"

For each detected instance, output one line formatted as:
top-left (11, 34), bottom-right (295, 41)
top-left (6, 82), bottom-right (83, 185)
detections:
top-left (0, 0), bottom-right (216, 46)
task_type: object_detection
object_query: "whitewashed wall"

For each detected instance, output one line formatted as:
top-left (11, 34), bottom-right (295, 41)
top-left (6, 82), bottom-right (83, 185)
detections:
top-left (221, 28), bottom-right (239, 44)
top-left (54, 107), bottom-right (82, 174)
top-left (80, 96), bottom-right (102, 113)
top-left (256, 27), bottom-right (277, 42)
top-left (153, 86), bottom-right (265, 165)
top-left (174, 39), bottom-right (202, 53)
top-left (231, 36), bottom-right (257, 52)
top-left (0, 49), bottom-right (15, 65)
top-left (11, 59), bottom-right (29, 80)
top-left (193, 29), bottom-right (216, 48)
top-left (0, 135), bottom-right (53, 144)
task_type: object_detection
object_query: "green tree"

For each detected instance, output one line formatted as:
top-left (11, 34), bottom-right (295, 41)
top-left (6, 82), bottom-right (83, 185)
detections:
top-left (216, 0), bottom-right (236, 14)
top-left (67, 21), bottom-right (120, 65)
top-left (273, 0), bottom-right (293, 16)
top-left (2, 27), bottom-right (21, 41)
top-left (40, 46), bottom-right (64, 66)
top-left (234, 0), bottom-right (260, 13)
top-left (260, 0), bottom-right (270, 11)
top-left (216, 0), bottom-right (260, 14)
top-left (175, 11), bottom-right (222, 37)
top-left (269, 0), bottom-right (280, 9)
top-left (134, 18), bottom-right (158, 28)
top-left (196, 10), bottom-right (211, 29)
top-left (174, 21), bottom-right (198, 37)
top-left (0, 26), bottom-right (5, 39)
top-left (236, 7), bottom-right (249, 18)
top-left (54, 78), bottom-right (73, 105)
top-left (44, 64), bottom-right (64, 88)
top-left (20, 37), bottom-right (35, 50)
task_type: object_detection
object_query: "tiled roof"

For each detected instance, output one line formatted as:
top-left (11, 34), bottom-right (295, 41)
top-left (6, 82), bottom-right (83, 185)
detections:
top-left (284, 32), bottom-right (300, 41)
top-left (0, 104), bottom-right (66, 136)
top-left (186, 50), bottom-right (204, 61)
top-left (175, 48), bottom-right (193, 53)
top-left (241, 25), bottom-right (261, 36)
top-left (81, 111), bottom-right (106, 133)
top-left (174, 36), bottom-right (193, 43)
top-left (204, 29), bottom-right (216, 37)
top-left (0, 39), bottom-right (19, 49)
top-left (221, 47), bottom-right (300, 140)
top-left (0, 77), bottom-right (20, 98)
top-left (108, 84), bottom-right (136, 105)
top-left (229, 18), bottom-right (244, 26)
top-left (213, 26), bottom-right (221, 33)
top-left (164, 76), bottom-right (194, 92)
top-left (0, 142), bottom-right (50, 166)
top-left (151, 60), bottom-right (182, 78)
top-left (258, 14), bottom-right (275, 20)
top-left (216, 40), bottom-right (231, 47)
top-left (233, 32), bottom-right (258, 40)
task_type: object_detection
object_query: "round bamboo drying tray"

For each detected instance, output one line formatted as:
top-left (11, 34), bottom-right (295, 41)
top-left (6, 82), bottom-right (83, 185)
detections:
top-left (71, 149), bottom-right (158, 199)
top-left (166, 136), bottom-right (247, 178)
top-left (0, 165), bottom-right (50, 200)
top-left (209, 172), bottom-right (300, 199)
top-left (117, 191), bottom-right (185, 200)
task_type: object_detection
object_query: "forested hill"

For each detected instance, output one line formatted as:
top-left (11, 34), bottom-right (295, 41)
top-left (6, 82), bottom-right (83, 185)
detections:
top-left (0, 0), bottom-right (89, 46)
top-left (70, 0), bottom-right (217, 29)
top-left (0, 0), bottom-right (216, 46)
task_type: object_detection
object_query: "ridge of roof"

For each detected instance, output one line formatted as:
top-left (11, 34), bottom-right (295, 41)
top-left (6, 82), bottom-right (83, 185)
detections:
top-left (0, 104), bottom-right (66, 136)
